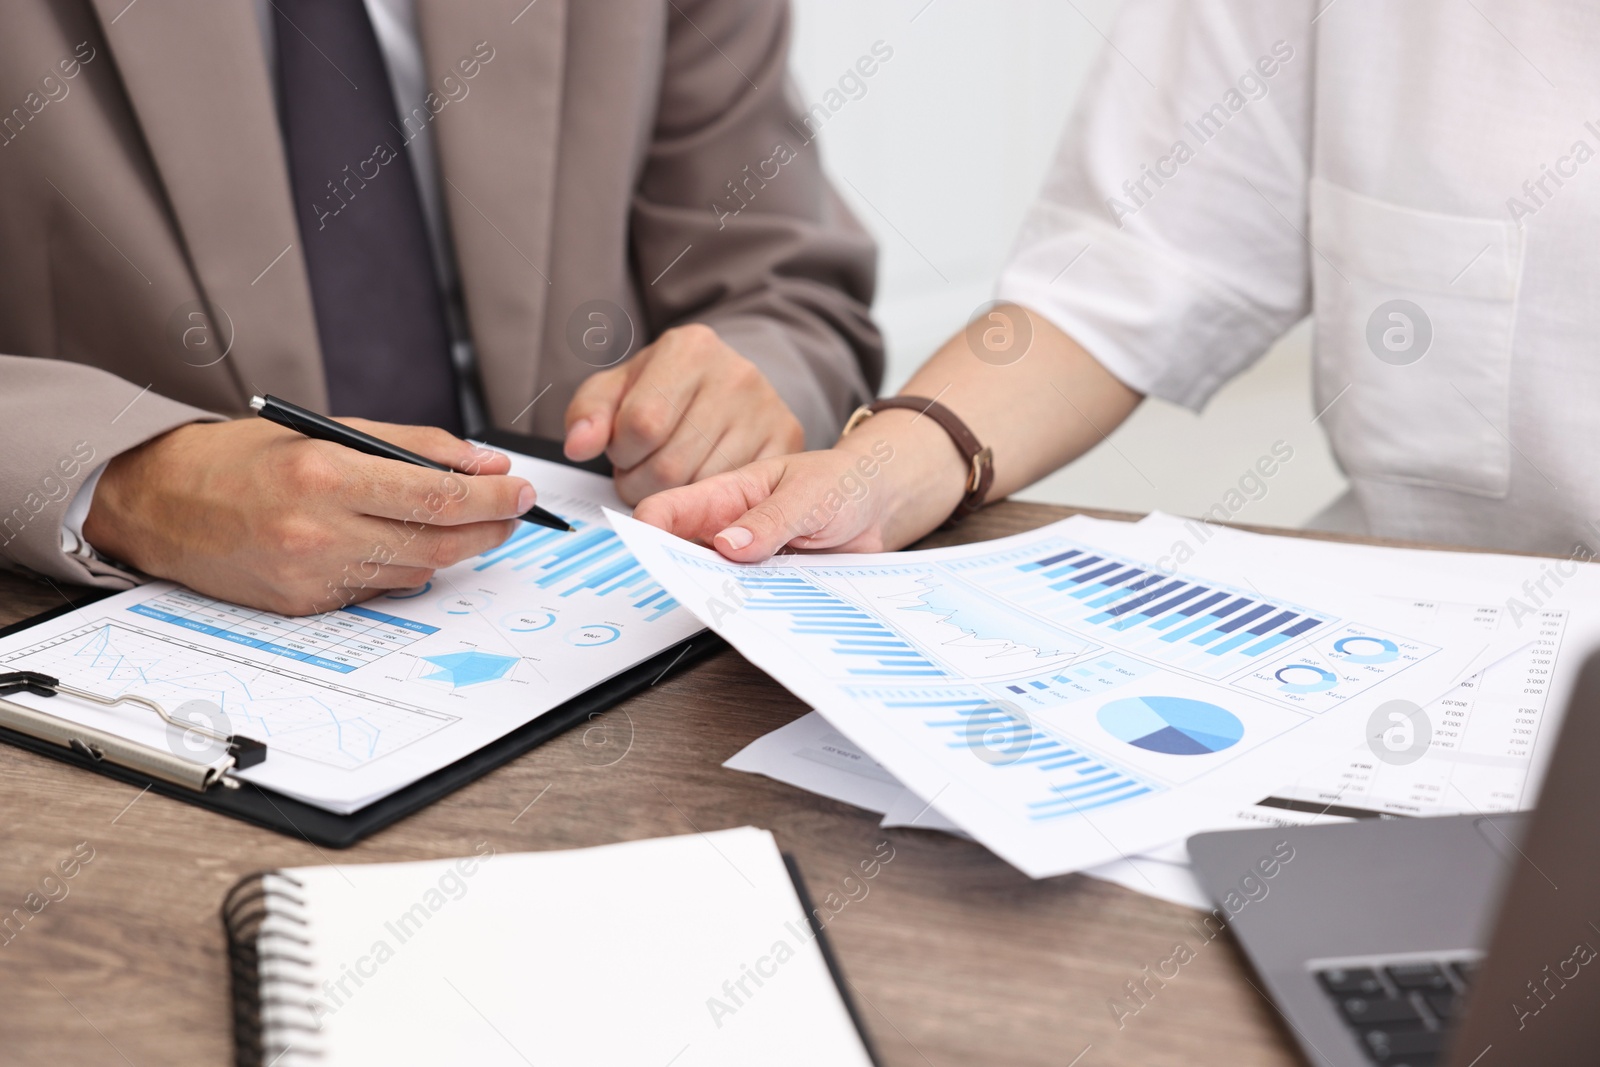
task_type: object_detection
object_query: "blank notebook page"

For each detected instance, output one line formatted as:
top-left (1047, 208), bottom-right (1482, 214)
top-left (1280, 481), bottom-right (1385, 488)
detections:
top-left (256, 828), bottom-right (874, 1066)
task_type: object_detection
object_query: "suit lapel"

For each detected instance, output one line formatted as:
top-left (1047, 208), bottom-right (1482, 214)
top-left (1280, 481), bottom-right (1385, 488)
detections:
top-left (416, 0), bottom-right (566, 432)
top-left (86, 0), bottom-right (325, 406)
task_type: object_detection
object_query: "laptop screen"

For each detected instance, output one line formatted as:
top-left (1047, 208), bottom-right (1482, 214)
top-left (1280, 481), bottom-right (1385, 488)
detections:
top-left (1445, 651), bottom-right (1600, 1065)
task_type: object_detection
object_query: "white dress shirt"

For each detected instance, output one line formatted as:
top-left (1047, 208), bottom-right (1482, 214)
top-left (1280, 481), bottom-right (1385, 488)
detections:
top-left (997, 0), bottom-right (1600, 555)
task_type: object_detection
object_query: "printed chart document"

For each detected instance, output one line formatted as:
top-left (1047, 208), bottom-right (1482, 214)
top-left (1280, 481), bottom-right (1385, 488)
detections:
top-left (252, 829), bottom-right (874, 1066)
top-left (611, 513), bottom-right (1503, 878)
top-left (1120, 513), bottom-right (1598, 823)
top-left (725, 709), bottom-right (908, 817)
top-left (726, 710), bottom-right (1213, 907)
top-left (717, 513), bottom-right (1600, 902)
top-left (0, 454), bottom-right (702, 813)
top-left (1058, 514), bottom-right (1600, 903)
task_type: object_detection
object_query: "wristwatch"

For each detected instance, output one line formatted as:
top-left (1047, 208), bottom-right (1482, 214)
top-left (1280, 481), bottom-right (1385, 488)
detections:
top-left (841, 396), bottom-right (995, 526)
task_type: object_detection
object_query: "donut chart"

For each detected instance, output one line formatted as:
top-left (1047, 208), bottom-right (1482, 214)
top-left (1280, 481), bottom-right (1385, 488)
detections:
top-left (1275, 664), bottom-right (1339, 694)
top-left (1333, 635), bottom-right (1400, 664)
top-left (566, 624), bottom-right (622, 647)
top-left (442, 592), bottom-right (493, 615)
top-left (1098, 696), bottom-right (1244, 756)
top-left (502, 611), bottom-right (557, 633)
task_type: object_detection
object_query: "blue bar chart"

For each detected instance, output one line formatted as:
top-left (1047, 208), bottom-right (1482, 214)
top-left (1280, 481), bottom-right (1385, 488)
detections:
top-left (129, 588), bottom-right (438, 674)
top-left (994, 653), bottom-right (1156, 709)
top-left (732, 573), bottom-right (950, 679)
top-left (473, 520), bottom-right (679, 622)
top-left (951, 540), bottom-right (1331, 679)
top-left (851, 684), bottom-right (1156, 819)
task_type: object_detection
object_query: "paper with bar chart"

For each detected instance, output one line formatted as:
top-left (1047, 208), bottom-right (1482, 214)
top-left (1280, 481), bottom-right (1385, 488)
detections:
top-left (1106, 514), bottom-right (1585, 820)
top-left (611, 512), bottom-right (1505, 877)
top-left (0, 454), bottom-right (702, 813)
top-left (716, 513), bottom-right (1600, 901)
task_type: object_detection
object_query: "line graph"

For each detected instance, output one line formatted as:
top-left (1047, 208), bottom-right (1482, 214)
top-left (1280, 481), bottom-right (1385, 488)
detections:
top-left (714, 561), bottom-right (1095, 682)
top-left (0, 621), bottom-right (455, 769)
top-left (823, 569), bottom-right (1092, 679)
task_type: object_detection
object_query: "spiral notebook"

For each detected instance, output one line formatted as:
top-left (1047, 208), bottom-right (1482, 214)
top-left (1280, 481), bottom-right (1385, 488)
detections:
top-left (223, 828), bottom-right (878, 1066)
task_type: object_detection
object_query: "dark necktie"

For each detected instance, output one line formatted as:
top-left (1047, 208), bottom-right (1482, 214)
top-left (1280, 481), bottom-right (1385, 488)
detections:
top-left (274, 0), bottom-right (461, 432)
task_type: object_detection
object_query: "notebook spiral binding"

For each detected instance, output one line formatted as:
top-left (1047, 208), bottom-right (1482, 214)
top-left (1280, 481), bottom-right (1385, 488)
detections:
top-left (223, 871), bottom-right (320, 1067)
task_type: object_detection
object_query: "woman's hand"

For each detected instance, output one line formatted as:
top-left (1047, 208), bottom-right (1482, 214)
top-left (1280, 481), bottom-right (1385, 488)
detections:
top-left (633, 410), bottom-right (969, 562)
top-left (633, 305), bottom-right (1146, 562)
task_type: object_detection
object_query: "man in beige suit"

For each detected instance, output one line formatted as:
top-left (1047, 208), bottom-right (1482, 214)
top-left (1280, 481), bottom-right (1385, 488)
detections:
top-left (0, 0), bottom-right (881, 613)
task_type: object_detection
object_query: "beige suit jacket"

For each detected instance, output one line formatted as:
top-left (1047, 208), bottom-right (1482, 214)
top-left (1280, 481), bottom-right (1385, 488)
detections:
top-left (0, 0), bottom-right (882, 589)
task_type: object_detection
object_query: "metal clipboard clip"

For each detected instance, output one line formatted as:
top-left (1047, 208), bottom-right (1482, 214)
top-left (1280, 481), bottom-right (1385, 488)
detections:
top-left (0, 670), bottom-right (267, 792)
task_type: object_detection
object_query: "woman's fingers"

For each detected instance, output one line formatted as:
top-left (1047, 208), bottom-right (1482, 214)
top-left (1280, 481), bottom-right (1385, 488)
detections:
top-left (631, 463), bottom-right (781, 544)
top-left (634, 451), bottom-right (877, 562)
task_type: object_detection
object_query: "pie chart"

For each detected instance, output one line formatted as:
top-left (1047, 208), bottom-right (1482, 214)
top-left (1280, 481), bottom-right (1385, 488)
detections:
top-left (1097, 696), bottom-right (1244, 756)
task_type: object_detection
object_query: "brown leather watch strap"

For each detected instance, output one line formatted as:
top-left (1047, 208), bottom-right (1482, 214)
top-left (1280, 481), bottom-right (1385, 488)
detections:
top-left (841, 396), bottom-right (995, 526)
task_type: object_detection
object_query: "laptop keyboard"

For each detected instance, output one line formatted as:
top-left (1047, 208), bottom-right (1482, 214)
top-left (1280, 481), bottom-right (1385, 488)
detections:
top-left (1315, 958), bottom-right (1478, 1066)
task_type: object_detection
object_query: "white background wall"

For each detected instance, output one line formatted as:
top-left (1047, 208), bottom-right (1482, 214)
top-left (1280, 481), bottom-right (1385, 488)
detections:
top-left (786, 0), bottom-right (1348, 528)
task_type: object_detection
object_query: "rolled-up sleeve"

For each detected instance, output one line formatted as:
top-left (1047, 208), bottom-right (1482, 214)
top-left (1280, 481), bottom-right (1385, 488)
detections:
top-left (997, 0), bottom-right (1316, 410)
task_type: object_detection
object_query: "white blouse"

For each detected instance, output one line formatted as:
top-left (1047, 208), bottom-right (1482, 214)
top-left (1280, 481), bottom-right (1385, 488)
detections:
top-left (997, 0), bottom-right (1600, 555)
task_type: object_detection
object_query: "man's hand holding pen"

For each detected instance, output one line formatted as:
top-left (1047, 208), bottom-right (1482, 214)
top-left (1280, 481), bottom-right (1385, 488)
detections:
top-left (84, 418), bottom-right (534, 616)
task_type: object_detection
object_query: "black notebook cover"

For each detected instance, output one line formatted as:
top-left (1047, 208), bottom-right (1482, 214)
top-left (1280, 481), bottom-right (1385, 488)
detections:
top-left (0, 434), bottom-right (722, 847)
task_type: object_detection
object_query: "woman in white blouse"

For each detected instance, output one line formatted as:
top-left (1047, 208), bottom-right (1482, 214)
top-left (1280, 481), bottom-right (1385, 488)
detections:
top-left (633, 0), bottom-right (1600, 562)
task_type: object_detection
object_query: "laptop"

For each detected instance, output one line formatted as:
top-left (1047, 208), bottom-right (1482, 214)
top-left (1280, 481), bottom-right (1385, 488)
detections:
top-left (1189, 651), bottom-right (1600, 1067)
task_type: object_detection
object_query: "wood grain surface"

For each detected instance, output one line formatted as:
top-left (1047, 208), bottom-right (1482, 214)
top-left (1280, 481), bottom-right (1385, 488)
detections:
top-left (1, 501), bottom-right (1472, 1066)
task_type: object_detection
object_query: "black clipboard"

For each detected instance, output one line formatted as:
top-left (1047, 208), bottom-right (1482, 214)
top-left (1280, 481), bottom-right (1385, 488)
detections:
top-left (0, 433), bottom-right (723, 847)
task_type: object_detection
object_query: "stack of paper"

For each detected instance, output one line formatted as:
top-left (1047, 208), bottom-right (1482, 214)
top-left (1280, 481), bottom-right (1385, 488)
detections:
top-left (613, 511), bottom-right (1597, 895)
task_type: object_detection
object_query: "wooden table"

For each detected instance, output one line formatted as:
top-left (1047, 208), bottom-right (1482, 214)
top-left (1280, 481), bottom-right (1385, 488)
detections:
top-left (0, 502), bottom-right (1316, 1066)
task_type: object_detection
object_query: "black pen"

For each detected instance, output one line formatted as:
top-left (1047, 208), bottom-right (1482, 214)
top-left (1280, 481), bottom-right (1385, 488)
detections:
top-left (250, 394), bottom-right (574, 532)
